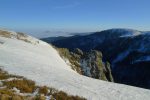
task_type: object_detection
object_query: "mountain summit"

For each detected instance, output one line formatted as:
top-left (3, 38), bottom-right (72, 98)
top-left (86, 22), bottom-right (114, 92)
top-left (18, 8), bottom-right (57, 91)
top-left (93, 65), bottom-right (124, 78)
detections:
top-left (43, 28), bottom-right (150, 89)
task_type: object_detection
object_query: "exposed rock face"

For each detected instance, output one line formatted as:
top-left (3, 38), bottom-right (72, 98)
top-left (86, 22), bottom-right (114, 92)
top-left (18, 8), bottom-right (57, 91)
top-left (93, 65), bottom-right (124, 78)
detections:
top-left (43, 29), bottom-right (150, 89)
top-left (57, 48), bottom-right (113, 82)
top-left (79, 50), bottom-right (113, 81)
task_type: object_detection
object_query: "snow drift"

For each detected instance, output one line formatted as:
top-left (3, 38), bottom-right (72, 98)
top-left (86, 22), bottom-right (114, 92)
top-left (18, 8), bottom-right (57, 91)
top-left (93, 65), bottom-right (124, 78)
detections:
top-left (0, 30), bottom-right (150, 100)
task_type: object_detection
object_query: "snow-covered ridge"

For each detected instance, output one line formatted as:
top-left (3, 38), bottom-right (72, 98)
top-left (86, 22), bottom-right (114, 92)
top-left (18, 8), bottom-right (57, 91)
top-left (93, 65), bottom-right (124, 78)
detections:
top-left (0, 29), bottom-right (48, 45)
top-left (105, 28), bottom-right (142, 37)
top-left (0, 30), bottom-right (150, 100)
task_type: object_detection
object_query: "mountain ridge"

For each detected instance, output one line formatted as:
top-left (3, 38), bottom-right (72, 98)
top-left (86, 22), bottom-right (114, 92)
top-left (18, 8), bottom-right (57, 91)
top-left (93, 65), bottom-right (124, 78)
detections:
top-left (42, 28), bottom-right (150, 89)
top-left (0, 29), bottom-right (150, 100)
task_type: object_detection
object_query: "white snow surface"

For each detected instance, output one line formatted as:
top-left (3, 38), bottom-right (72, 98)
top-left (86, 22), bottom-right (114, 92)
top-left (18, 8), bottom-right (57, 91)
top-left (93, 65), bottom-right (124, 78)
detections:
top-left (0, 34), bottom-right (150, 100)
top-left (108, 28), bottom-right (142, 37)
top-left (113, 50), bottom-right (130, 64)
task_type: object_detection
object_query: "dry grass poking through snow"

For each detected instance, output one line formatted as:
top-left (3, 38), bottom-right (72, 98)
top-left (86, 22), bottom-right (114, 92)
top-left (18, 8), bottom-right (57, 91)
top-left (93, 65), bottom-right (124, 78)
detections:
top-left (0, 30), bottom-right (11, 38)
top-left (0, 68), bottom-right (86, 100)
top-left (3, 79), bottom-right (36, 93)
top-left (0, 30), bottom-right (31, 43)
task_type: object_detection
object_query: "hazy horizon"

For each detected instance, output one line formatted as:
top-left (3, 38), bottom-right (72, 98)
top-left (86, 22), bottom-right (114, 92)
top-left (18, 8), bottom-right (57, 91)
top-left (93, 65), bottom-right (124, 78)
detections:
top-left (0, 0), bottom-right (150, 37)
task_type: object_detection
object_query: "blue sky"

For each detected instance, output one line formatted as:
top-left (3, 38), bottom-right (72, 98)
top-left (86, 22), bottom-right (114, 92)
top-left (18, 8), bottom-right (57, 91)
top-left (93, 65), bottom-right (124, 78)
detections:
top-left (0, 0), bottom-right (150, 37)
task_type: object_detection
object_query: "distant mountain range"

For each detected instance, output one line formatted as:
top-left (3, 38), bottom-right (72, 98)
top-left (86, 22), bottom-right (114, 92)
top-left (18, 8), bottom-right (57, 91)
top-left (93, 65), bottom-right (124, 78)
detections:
top-left (1, 29), bottom-right (150, 100)
top-left (42, 28), bottom-right (150, 89)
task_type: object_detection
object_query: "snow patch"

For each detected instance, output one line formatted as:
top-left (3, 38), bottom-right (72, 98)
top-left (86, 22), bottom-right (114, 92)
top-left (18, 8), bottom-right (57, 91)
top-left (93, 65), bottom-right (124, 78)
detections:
top-left (108, 28), bottom-right (142, 37)
top-left (80, 60), bottom-right (92, 77)
top-left (113, 50), bottom-right (130, 64)
top-left (133, 56), bottom-right (150, 63)
top-left (0, 36), bottom-right (150, 100)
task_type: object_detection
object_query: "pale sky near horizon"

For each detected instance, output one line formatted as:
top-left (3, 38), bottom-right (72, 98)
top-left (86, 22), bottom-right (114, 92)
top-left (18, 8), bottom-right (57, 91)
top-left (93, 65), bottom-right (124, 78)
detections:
top-left (0, 0), bottom-right (150, 37)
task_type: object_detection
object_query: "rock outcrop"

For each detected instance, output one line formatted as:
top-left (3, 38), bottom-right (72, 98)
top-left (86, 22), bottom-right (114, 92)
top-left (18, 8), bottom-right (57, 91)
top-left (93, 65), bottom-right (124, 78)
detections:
top-left (57, 48), bottom-right (114, 82)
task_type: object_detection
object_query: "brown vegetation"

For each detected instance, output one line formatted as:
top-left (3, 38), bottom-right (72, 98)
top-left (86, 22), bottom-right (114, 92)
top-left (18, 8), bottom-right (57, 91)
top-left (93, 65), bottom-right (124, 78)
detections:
top-left (0, 30), bottom-right (11, 38)
top-left (3, 79), bottom-right (36, 93)
top-left (52, 91), bottom-right (86, 100)
top-left (39, 86), bottom-right (48, 95)
top-left (0, 69), bottom-right (86, 100)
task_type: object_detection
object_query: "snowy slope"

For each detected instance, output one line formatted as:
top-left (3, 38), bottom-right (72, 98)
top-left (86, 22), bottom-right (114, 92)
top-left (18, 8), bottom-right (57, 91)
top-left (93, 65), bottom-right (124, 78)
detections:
top-left (0, 32), bottom-right (150, 100)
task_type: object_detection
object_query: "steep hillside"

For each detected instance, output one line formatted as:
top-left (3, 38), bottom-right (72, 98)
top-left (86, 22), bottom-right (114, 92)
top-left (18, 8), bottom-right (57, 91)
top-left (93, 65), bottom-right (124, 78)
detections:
top-left (43, 28), bottom-right (150, 89)
top-left (0, 30), bottom-right (150, 100)
top-left (57, 48), bottom-right (113, 82)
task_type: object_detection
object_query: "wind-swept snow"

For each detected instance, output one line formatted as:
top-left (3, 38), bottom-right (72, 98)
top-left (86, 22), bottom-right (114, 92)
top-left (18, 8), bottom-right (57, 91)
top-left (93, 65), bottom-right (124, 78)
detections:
top-left (0, 35), bottom-right (150, 100)
top-left (133, 56), bottom-right (150, 63)
top-left (109, 28), bottom-right (142, 37)
top-left (113, 50), bottom-right (131, 64)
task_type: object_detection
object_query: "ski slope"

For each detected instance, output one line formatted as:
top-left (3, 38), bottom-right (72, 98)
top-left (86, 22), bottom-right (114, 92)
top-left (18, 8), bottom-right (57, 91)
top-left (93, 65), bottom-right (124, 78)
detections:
top-left (0, 32), bottom-right (150, 100)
